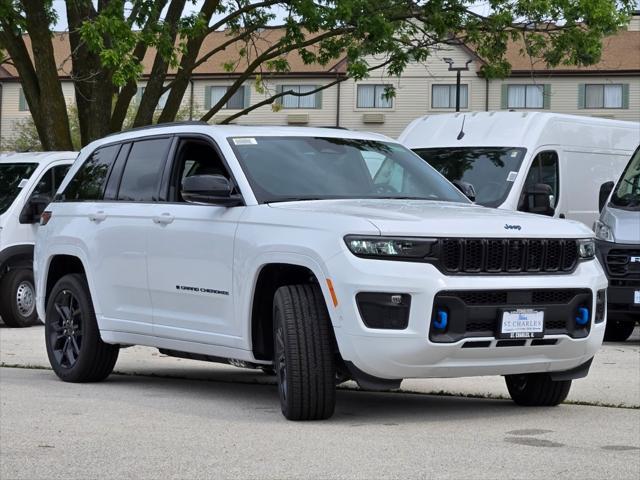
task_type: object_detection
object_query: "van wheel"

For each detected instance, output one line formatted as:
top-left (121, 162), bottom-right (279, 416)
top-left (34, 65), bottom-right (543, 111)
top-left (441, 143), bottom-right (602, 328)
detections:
top-left (603, 317), bottom-right (636, 342)
top-left (0, 269), bottom-right (38, 327)
top-left (45, 274), bottom-right (119, 382)
top-left (273, 284), bottom-right (336, 420)
top-left (505, 373), bottom-right (571, 406)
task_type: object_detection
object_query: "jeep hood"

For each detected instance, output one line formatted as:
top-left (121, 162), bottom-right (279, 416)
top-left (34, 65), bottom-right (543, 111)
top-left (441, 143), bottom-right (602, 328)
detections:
top-left (269, 199), bottom-right (593, 238)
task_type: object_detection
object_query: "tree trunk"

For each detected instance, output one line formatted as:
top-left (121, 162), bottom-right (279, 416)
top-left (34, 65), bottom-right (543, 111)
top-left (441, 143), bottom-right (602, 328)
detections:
top-left (66, 0), bottom-right (116, 146)
top-left (157, 0), bottom-right (220, 124)
top-left (132, 0), bottom-right (187, 127)
top-left (0, 1), bottom-right (73, 151)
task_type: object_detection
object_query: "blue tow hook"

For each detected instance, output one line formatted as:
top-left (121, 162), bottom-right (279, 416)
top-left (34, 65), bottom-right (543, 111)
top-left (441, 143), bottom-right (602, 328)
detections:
top-left (434, 309), bottom-right (448, 330)
top-left (576, 307), bottom-right (589, 326)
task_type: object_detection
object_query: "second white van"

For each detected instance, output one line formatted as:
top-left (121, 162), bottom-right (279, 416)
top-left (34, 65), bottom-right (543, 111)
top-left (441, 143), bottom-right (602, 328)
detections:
top-left (399, 112), bottom-right (640, 228)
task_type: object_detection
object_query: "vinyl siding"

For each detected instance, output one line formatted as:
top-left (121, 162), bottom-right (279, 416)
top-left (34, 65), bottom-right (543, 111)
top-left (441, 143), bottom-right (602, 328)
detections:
top-left (1, 82), bottom-right (75, 147)
top-left (487, 76), bottom-right (640, 122)
top-left (191, 78), bottom-right (339, 127)
top-left (338, 47), bottom-right (486, 138)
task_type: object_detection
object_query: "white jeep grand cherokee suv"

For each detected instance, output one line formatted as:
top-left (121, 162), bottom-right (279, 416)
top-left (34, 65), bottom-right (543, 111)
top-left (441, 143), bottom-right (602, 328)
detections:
top-left (1, 152), bottom-right (74, 327)
top-left (35, 123), bottom-right (607, 420)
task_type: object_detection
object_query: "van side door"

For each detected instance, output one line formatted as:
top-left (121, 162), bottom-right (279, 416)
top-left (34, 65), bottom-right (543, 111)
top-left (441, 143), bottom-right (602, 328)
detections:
top-left (146, 136), bottom-right (245, 347)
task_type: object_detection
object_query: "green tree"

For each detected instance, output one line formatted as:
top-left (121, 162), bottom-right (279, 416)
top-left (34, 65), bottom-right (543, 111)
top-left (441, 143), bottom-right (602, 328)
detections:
top-left (0, 0), bottom-right (635, 150)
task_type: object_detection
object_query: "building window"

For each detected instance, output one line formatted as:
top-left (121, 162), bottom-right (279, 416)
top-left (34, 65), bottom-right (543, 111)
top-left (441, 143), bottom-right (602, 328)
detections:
top-left (585, 84), bottom-right (623, 109)
top-left (280, 85), bottom-right (320, 108)
top-left (507, 85), bottom-right (546, 109)
top-left (206, 86), bottom-right (246, 110)
top-left (19, 88), bottom-right (28, 111)
top-left (432, 84), bottom-right (468, 109)
top-left (357, 84), bottom-right (393, 109)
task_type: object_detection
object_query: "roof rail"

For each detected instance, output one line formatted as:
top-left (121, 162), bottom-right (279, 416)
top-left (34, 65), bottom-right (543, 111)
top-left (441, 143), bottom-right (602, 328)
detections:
top-left (104, 120), bottom-right (209, 138)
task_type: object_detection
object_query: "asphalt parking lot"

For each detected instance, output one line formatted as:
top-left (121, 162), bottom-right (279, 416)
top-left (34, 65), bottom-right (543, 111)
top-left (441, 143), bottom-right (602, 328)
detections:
top-left (1, 323), bottom-right (639, 479)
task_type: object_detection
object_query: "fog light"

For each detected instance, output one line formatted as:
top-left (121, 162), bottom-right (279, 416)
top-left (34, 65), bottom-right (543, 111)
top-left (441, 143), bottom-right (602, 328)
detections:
top-left (434, 309), bottom-right (448, 330)
top-left (356, 292), bottom-right (411, 329)
top-left (576, 307), bottom-right (590, 326)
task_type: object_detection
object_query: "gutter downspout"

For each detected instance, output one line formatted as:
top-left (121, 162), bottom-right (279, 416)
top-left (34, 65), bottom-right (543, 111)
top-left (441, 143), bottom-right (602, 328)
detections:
top-left (335, 74), bottom-right (341, 127)
top-left (485, 77), bottom-right (489, 111)
top-left (189, 79), bottom-right (195, 120)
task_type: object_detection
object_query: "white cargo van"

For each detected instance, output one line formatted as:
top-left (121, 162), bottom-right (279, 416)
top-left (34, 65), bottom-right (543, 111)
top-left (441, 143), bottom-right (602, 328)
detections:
top-left (0, 152), bottom-right (76, 327)
top-left (399, 112), bottom-right (640, 228)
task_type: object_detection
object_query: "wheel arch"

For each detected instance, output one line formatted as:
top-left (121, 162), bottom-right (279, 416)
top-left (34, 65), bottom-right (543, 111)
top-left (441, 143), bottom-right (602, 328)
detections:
top-left (0, 244), bottom-right (34, 278)
top-left (38, 249), bottom-right (96, 321)
top-left (249, 259), bottom-right (334, 362)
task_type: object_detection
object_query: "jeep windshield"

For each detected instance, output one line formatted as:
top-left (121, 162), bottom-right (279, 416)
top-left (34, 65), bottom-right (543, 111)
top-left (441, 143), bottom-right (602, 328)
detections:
top-left (610, 147), bottom-right (640, 210)
top-left (228, 136), bottom-right (468, 204)
top-left (412, 147), bottom-right (527, 208)
top-left (0, 163), bottom-right (38, 215)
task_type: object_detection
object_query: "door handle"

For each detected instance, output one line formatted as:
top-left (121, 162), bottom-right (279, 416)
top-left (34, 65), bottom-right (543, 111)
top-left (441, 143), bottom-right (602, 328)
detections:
top-left (88, 211), bottom-right (107, 223)
top-left (152, 213), bottom-right (174, 225)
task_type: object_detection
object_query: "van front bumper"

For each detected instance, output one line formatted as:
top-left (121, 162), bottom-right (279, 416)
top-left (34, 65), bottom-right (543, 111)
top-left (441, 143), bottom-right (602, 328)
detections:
top-left (326, 252), bottom-right (607, 380)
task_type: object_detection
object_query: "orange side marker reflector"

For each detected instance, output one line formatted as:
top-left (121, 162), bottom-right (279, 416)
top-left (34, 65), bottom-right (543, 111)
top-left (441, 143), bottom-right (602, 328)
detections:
top-left (326, 279), bottom-right (339, 308)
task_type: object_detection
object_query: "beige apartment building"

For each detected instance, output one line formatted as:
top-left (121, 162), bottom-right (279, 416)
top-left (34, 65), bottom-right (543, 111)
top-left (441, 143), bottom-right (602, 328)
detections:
top-left (1, 13), bottom-right (639, 147)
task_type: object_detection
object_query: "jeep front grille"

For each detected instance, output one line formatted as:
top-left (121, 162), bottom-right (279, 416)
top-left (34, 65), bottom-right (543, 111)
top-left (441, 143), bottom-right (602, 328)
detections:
top-left (437, 238), bottom-right (579, 275)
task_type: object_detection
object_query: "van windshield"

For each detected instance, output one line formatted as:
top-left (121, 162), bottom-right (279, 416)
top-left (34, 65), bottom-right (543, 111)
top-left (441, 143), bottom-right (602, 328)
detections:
top-left (0, 163), bottom-right (38, 215)
top-left (611, 147), bottom-right (640, 210)
top-left (229, 136), bottom-right (468, 204)
top-left (412, 147), bottom-right (527, 207)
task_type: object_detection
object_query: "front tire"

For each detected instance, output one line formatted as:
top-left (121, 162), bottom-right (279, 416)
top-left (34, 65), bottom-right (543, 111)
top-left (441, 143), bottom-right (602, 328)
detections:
top-left (0, 269), bottom-right (38, 328)
top-left (273, 284), bottom-right (336, 420)
top-left (45, 273), bottom-right (119, 382)
top-left (604, 317), bottom-right (636, 342)
top-left (505, 373), bottom-right (571, 406)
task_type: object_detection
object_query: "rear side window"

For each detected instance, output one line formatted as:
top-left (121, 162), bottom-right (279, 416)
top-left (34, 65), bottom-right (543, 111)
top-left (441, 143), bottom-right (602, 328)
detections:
top-left (117, 138), bottom-right (172, 202)
top-left (62, 145), bottom-right (120, 201)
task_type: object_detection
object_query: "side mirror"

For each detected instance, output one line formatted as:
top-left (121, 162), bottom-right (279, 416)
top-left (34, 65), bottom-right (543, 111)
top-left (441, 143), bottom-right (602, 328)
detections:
top-left (599, 181), bottom-right (615, 212)
top-left (19, 194), bottom-right (52, 224)
top-left (181, 174), bottom-right (242, 206)
top-left (452, 180), bottom-right (476, 202)
top-left (523, 183), bottom-right (553, 216)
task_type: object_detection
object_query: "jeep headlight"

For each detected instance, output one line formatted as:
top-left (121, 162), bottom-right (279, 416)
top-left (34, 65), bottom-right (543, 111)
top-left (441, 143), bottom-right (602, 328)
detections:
top-left (594, 220), bottom-right (614, 242)
top-left (578, 239), bottom-right (596, 259)
top-left (345, 235), bottom-right (436, 259)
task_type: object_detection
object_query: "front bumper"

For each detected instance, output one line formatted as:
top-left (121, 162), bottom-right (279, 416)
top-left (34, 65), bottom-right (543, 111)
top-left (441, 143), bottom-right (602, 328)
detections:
top-left (326, 252), bottom-right (607, 380)
top-left (596, 240), bottom-right (640, 319)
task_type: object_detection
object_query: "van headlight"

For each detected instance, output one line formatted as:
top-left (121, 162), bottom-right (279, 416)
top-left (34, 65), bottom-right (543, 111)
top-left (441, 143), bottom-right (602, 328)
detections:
top-left (578, 239), bottom-right (596, 259)
top-left (594, 220), bottom-right (614, 242)
top-left (345, 235), bottom-right (437, 259)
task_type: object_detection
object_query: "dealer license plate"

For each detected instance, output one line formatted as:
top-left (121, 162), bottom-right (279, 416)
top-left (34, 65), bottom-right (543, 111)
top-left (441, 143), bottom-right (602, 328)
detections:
top-left (635, 290), bottom-right (640, 304)
top-left (500, 310), bottom-right (544, 339)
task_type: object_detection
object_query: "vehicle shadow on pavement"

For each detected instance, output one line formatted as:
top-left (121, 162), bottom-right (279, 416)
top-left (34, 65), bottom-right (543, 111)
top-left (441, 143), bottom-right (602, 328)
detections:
top-left (85, 369), bottom-right (534, 424)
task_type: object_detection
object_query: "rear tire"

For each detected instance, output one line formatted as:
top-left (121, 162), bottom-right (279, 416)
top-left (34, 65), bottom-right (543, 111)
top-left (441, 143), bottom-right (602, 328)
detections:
top-left (603, 317), bottom-right (636, 342)
top-left (505, 373), bottom-right (571, 406)
top-left (45, 273), bottom-right (119, 382)
top-left (273, 284), bottom-right (336, 420)
top-left (0, 269), bottom-right (38, 328)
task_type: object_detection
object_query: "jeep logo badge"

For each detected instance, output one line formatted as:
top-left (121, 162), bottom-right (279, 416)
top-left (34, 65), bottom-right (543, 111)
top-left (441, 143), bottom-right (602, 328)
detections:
top-left (504, 224), bottom-right (522, 231)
